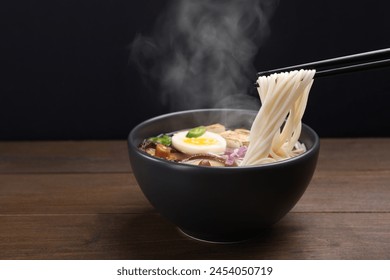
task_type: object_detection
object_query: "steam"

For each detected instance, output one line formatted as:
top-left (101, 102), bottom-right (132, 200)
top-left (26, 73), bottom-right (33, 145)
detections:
top-left (131, 0), bottom-right (279, 111)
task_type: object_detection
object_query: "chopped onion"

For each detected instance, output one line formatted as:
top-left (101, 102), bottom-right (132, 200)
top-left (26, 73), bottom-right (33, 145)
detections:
top-left (224, 146), bottom-right (248, 166)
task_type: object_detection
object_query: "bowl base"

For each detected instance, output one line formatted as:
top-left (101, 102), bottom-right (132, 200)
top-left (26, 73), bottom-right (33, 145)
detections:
top-left (178, 228), bottom-right (258, 244)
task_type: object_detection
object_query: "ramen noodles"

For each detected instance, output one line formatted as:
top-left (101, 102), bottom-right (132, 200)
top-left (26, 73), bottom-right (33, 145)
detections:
top-left (139, 69), bottom-right (315, 167)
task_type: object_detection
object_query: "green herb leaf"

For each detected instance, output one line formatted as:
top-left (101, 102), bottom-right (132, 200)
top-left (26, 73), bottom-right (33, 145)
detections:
top-left (148, 134), bottom-right (172, 146)
top-left (186, 126), bottom-right (206, 138)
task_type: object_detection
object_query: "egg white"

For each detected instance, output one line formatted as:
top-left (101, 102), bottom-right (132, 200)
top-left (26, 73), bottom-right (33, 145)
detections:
top-left (172, 131), bottom-right (227, 155)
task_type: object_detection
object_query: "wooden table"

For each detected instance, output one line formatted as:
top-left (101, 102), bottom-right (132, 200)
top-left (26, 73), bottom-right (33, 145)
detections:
top-left (0, 139), bottom-right (389, 259)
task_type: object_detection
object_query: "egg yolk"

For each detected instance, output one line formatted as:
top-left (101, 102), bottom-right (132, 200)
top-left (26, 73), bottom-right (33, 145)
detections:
top-left (184, 137), bottom-right (218, 146)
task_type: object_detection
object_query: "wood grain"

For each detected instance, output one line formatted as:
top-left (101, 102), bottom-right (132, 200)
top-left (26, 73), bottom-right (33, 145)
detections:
top-left (294, 170), bottom-right (390, 212)
top-left (0, 213), bottom-right (388, 260)
top-left (0, 174), bottom-right (152, 214)
top-left (0, 141), bottom-right (131, 173)
top-left (317, 138), bottom-right (390, 172)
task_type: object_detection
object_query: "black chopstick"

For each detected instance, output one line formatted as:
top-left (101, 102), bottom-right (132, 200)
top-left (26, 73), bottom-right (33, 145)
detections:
top-left (315, 58), bottom-right (390, 77)
top-left (256, 48), bottom-right (390, 78)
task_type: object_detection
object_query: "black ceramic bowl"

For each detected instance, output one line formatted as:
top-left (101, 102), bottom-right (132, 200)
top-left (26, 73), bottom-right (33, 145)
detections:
top-left (128, 109), bottom-right (320, 242)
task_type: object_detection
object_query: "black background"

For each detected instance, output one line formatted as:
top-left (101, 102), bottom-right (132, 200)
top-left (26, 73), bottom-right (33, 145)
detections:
top-left (1, 0), bottom-right (389, 140)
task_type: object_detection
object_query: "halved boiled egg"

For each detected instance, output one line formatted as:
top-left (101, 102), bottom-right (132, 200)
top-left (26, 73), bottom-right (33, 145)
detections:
top-left (172, 131), bottom-right (227, 155)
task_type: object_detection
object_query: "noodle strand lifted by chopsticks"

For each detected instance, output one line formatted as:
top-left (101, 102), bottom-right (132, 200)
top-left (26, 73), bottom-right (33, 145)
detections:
top-left (240, 69), bottom-right (315, 166)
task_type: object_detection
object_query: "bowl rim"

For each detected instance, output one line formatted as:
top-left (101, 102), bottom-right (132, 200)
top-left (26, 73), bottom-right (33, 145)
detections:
top-left (128, 108), bottom-right (320, 170)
